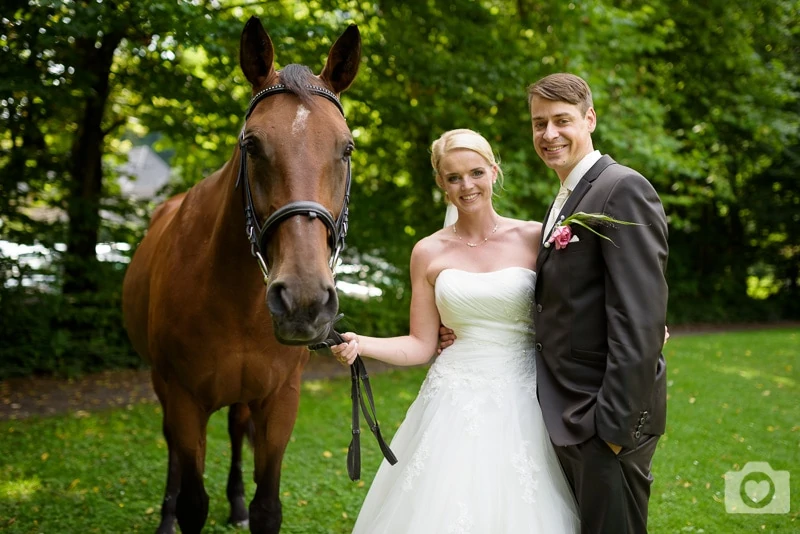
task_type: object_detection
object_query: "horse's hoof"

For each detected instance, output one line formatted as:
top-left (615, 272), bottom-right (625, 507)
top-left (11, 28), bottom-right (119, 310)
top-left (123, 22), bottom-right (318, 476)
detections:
top-left (230, 518), bottom-right (249, 529)
top-left (228, 501), bottom-right (249, 527)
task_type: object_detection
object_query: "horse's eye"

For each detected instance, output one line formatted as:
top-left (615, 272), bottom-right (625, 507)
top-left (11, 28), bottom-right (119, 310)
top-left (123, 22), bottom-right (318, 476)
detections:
top-left (343, 143), bottom-right (354, 159)
top-left (242, 137), bottom-right (258, 156)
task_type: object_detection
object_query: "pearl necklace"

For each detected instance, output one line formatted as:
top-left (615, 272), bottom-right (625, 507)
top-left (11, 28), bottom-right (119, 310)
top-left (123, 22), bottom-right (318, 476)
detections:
top-left (452, 219), bottom-right (499, 248)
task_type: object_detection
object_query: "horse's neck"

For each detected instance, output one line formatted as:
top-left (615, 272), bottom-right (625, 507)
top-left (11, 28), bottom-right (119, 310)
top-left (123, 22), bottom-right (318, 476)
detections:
top-left (192, 157), bottom-right (264, 290)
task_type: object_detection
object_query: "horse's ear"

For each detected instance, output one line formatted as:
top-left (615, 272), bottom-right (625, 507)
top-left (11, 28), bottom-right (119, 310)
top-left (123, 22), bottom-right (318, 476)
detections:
top-left (319, 25), bottom-right (361, 94)
top-left (240, 16), bottom-right (275, 90)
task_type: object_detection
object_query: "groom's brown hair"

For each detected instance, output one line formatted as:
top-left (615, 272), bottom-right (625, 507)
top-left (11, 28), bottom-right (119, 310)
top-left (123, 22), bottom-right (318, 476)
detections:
top-left (527, 73), bottom-right (594, 114)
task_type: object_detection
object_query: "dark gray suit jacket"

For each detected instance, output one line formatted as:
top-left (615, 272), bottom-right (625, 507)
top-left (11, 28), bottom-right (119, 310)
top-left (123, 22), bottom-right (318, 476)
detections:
top-left (534, 155), bottom-right (669, 449)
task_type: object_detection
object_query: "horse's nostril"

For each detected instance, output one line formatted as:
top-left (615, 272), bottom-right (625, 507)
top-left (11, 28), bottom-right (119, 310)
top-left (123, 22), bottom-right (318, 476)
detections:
top-left (267, 282), bottom-right (293, 316)
top-left (324, 286), bottom-right (338, 313)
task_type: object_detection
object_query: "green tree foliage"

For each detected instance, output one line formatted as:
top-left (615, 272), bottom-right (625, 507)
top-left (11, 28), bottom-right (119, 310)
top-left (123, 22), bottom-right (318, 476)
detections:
top-left (0, 0), bottom-right (797, 377)
top-left (638, 0), bottom-right (800, 321)
top-left (0, 1), bottom-right (246, 375)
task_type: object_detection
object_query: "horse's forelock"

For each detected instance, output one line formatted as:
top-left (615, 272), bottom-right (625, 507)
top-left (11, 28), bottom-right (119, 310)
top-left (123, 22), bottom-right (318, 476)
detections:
top-left (279, 64), bottom-right (318, 108)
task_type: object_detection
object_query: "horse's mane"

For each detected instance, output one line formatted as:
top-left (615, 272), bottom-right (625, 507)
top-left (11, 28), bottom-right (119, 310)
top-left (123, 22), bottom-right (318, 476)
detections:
top-left (280, 64), bottom-right (320, 108)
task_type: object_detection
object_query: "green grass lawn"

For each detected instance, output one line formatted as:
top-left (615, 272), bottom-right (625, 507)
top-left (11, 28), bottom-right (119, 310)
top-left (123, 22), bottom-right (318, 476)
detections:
top-left (1, 328), bottom-right (797, 533)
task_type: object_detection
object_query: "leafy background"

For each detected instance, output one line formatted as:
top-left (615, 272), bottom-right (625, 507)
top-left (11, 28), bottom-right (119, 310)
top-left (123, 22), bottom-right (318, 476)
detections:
top-left (1, 0), bottom-right (799, 377)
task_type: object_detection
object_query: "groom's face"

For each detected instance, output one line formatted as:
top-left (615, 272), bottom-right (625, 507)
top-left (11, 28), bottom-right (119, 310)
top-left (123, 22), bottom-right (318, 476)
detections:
top-left (530, 96), bottom-right (596, 182)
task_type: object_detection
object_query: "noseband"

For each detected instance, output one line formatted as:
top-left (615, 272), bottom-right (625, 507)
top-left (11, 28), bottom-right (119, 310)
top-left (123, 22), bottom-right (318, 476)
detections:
top-left (236, 83), bottom-right (351, 284)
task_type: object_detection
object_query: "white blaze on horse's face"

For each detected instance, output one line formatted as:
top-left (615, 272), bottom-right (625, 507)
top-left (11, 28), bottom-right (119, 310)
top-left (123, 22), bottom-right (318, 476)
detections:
top-left (291, 104), bottom-right (310, 136)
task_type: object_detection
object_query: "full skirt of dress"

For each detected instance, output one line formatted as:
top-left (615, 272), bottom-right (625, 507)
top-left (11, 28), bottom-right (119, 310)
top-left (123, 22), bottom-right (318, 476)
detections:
top-left (351, 346), bottom-right (579, 533)
top-left (351, 268), bottom-right (580, 533)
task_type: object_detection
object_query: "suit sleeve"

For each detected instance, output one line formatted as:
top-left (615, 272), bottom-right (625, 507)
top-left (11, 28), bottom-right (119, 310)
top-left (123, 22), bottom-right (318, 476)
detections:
top-left (595, 172), bottom-right (668, 448)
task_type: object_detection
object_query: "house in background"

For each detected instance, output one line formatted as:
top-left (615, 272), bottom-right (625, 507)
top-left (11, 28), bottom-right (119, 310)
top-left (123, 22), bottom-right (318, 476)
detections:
top-left (117, 145), bottom-right (170, 201)
top-left (19, 145), bottom-right (170, 224)
top-left (2, 146), bottom-right (172, 287)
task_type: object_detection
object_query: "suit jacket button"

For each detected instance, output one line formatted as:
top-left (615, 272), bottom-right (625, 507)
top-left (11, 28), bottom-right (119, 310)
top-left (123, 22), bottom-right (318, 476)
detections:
top-left (634, 430), bottom-right (642, 439)
top-left (536, 304), bottom-right (543, 312)
top-left (535, 342), bottom-right (543, 352)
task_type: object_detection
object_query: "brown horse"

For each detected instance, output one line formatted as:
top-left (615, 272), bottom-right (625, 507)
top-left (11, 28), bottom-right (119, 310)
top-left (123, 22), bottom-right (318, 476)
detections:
top-left (122, 17), bottom-right (360, 534)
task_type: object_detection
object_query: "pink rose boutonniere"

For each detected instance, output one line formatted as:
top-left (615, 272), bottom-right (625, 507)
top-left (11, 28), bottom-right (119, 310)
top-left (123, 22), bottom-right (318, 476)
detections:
top-left (546, 212), bottom-right (644, 250)
top-left (549, 225), bottom-right (573, 250)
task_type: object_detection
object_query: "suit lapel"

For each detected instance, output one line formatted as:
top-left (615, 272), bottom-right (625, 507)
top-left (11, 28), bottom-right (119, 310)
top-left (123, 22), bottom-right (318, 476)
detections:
top-left (536, 180), bottom-right (591, 271)
top-left (536, 155), bottom-right (616, 273)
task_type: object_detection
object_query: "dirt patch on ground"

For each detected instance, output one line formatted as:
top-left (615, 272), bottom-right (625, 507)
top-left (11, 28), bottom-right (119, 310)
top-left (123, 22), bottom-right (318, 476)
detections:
top-left (0, 353), bottom-right (395, 421)
top-left (1, 322), bottom-right (797, 421)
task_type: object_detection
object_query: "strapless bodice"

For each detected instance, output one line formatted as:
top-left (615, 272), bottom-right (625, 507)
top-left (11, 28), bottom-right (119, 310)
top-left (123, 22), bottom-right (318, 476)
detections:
top-left (435, 266), bottom-right (535, 350)
top-left (426, 267), bottom-right (537, 396)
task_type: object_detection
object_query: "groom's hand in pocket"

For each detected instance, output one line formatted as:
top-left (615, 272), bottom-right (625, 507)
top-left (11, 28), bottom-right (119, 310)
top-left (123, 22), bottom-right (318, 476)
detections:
top-left (437, 324), bottom-right (456, 354)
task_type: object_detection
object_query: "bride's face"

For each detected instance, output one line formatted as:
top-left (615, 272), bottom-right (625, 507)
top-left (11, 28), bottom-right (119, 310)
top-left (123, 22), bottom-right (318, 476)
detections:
top-left (438, 149), bottom-right (497, 215)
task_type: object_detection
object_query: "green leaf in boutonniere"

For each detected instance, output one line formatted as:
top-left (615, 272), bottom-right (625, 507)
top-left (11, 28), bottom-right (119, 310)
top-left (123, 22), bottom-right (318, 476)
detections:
top-left (547, 212), bottom-right (644, 249)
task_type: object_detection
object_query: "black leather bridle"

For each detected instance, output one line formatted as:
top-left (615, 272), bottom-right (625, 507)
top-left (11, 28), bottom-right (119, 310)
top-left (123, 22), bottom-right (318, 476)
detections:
top-left (237, 82), bottom-right (396, 480)
top-left (236, 83), bottom-right (351, 284)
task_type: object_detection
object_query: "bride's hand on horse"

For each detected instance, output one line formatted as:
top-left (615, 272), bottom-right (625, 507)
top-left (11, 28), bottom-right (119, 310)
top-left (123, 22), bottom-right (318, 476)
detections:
top-left (437, 325), bottom-right (456, 354)
top-left (331, 332), bottom-right (360, 366)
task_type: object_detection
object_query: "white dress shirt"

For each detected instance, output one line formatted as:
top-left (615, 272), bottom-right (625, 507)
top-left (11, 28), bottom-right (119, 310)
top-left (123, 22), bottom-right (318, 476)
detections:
top-left (543, 150), bottom-right (602, 241)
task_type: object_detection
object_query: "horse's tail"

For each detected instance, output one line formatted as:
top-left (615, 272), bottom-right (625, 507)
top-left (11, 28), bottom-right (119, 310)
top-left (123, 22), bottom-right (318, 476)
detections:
top-left (230, 403), bottom-right (256, 449)
top-left (246, 416), bottom-right (256, 449)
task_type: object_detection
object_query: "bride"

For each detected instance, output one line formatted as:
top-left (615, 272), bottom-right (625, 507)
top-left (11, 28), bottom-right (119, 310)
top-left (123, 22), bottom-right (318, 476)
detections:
top-left (332, 128), bottom-right (580, 533)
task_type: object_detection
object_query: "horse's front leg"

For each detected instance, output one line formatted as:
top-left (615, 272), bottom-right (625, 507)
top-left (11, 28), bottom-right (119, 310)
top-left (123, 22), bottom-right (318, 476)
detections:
top-left (164, 382), bottom-right (211, 534)
top-left (157, 426), bottom-right (181, 534)
top-left (227, 402), bottom-right (253, 527)
top-left (151, 370), bottom-right (181, 534)
top-left (248, 376), bottom-right (303, 534)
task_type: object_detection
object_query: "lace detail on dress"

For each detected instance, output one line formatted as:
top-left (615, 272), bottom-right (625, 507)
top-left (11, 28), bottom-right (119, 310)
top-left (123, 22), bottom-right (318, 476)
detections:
top-left (512, 440), bottom-right (542, 504)
top-left (521, 367), bottom-right (537, 397)
top-left (420, 351), bottom-right (535, 402)
top-left (460, 395), bottom-right (487, 436)
top-left (402, 430), bottom-right (431, 491)
top-left (446, 502), bottom-right (474, 534)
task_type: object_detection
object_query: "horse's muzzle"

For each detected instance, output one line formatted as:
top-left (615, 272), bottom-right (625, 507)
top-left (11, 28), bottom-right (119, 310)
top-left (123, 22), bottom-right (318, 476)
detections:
top-left (266, 281), bottom-right (338, 345)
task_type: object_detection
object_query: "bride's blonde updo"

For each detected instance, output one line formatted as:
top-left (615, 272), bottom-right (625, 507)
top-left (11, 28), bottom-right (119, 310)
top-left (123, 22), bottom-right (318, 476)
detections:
top-left (430, 128), bottom-right (504, 190)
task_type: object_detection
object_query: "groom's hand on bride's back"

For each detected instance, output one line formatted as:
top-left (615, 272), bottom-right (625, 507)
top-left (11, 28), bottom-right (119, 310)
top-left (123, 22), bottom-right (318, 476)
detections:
top-left (437, 325), bottom-right (456, 354)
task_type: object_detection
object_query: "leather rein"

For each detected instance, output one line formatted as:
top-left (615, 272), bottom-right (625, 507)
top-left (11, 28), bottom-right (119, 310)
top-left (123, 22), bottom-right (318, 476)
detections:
top-left (237, 83), bottom-right (397, 481)
top-left (308, 328), bottom-right (398, 480)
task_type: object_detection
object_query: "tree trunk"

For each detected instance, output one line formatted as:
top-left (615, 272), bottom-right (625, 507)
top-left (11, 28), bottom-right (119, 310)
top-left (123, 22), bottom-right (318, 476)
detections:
top-left (62, 32), bottom-right (122, 295)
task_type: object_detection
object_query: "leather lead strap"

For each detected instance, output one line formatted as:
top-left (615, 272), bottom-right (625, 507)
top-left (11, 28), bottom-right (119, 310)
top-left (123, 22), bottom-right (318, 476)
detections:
top-left (312, 328), bottom-right (397, 480)
top-left (355, 358), bottom-right (396, 459)
top-left (348, 362), bottom-right (362, 479)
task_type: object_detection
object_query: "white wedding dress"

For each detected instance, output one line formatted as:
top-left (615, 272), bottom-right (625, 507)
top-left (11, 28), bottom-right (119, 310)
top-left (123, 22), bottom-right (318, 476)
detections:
top-left (352, 267), bottom-right (580, 533)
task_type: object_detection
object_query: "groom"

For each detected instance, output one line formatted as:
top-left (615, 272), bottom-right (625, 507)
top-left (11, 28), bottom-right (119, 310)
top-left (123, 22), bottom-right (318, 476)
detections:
top-left (530, 73), bottom-right (668, 533)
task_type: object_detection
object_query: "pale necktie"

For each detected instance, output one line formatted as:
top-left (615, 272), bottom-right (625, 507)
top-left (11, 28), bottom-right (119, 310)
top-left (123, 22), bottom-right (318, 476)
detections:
top-left (544, 184), bottom-right (570, 241)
